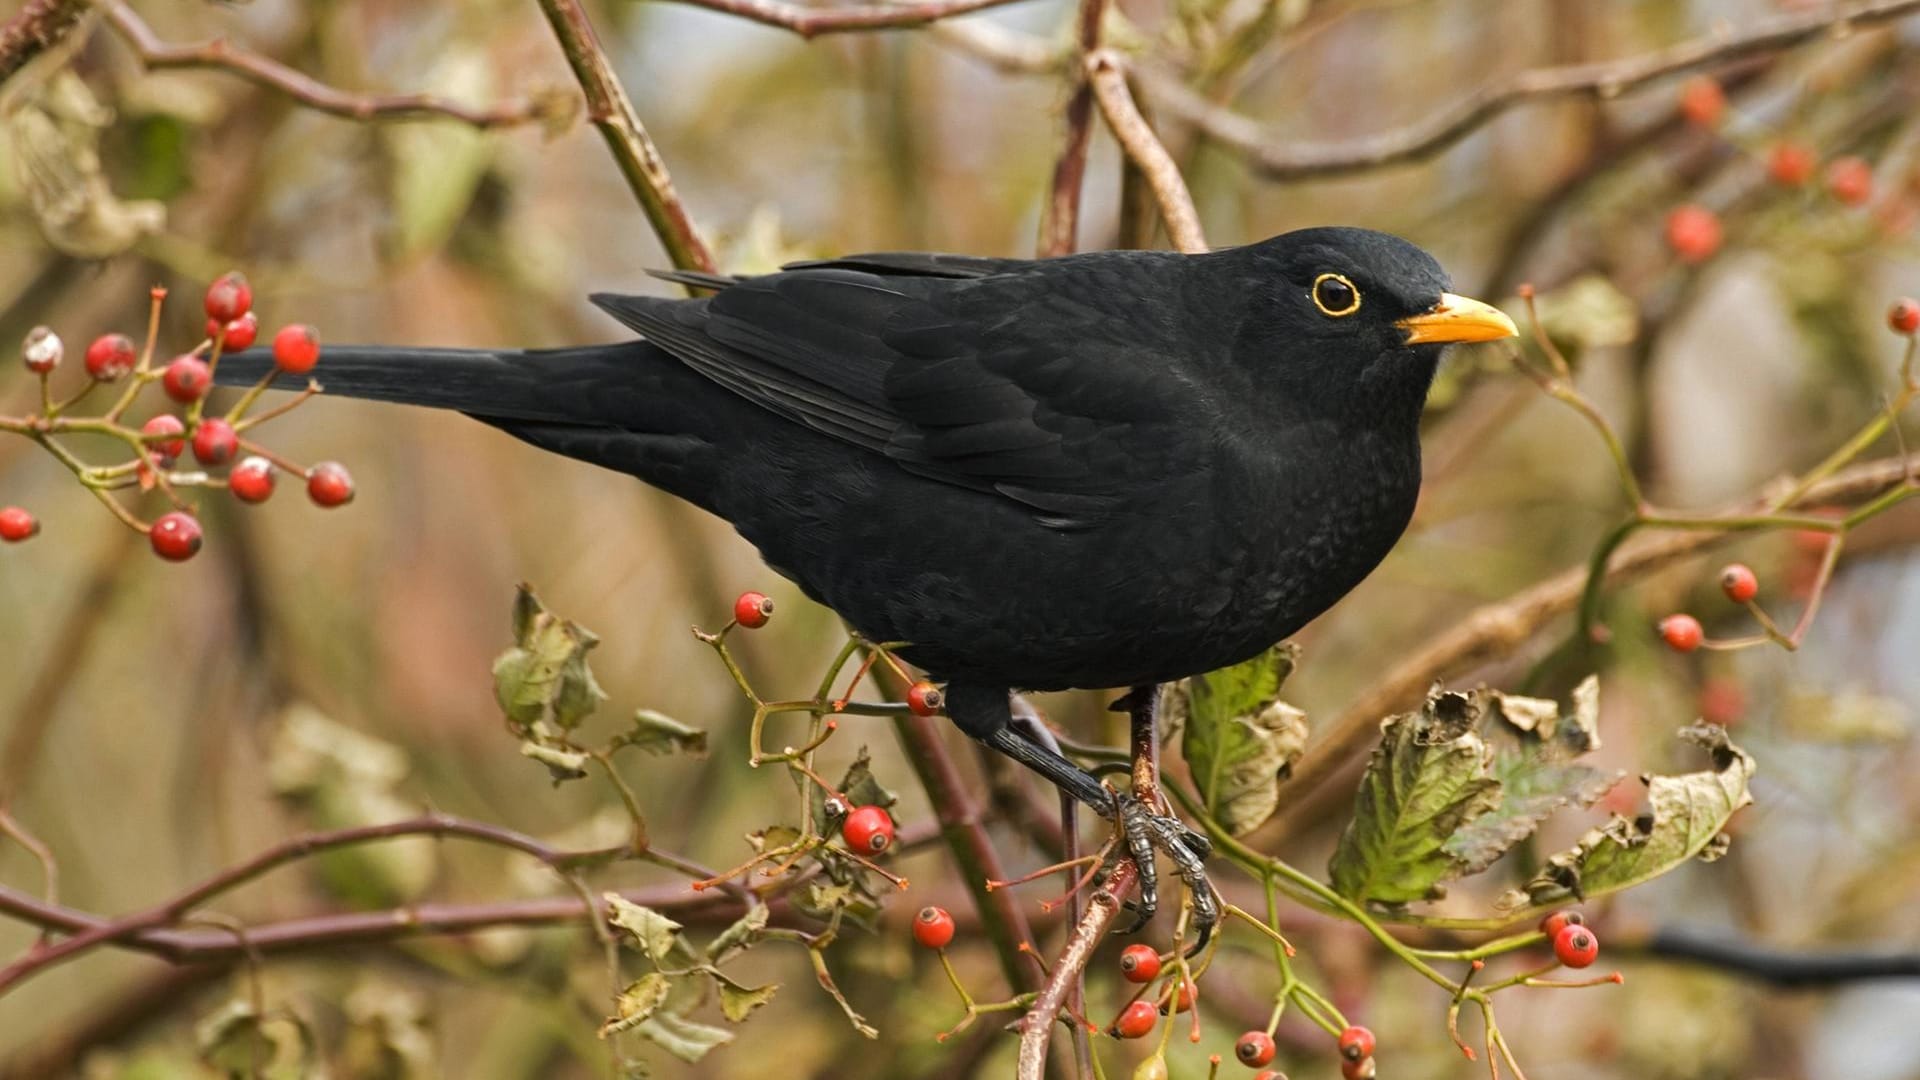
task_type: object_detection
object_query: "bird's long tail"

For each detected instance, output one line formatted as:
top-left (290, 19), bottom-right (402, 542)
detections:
top-left (212, 343), bottom-right (645, 425)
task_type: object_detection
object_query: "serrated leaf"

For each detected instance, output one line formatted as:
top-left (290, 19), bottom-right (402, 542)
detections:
top-left (1501, 723), bottom-right (1755, 910)
top-left (599, 973), bottom-right (673, 1038)
top-left (605, 894), bottom-right (684, 962)
top-left (715, 975), bottom-right (778, 1022)
top-left (611, 709), bottom-right (708, 756)
top-left (520, 741), bottom-right (590, 783)
top-left (708, 904), bottom-right (770, 960)
top-left (493, 586), bottom-right (606, 731)
top-left (635, 1012), bottom-right (733, 1063)
top-left (1329, 690), bottom-right (1500, 905)
top-left (1174, 644), bottom-right (1307, 835)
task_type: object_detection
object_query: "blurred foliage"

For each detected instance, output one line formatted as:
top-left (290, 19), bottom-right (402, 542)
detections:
top-left (3, 0), bottom-right (1920, 1078)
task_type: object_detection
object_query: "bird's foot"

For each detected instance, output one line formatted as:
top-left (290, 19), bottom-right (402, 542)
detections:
top-left (1111, 793), bottom-right (1217, 955)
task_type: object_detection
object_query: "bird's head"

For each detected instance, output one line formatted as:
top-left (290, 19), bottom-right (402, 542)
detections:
top-left (1220, 226), bottom-right (1516, 425)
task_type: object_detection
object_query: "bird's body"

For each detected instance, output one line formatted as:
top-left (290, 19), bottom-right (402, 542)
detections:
top-left (216, 227), bottom-right (1515, 942)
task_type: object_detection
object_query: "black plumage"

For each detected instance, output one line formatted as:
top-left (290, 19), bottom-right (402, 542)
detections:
top-left (213, 227), bottom-right (1516, 945)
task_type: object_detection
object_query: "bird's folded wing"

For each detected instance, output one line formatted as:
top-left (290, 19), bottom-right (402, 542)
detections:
top-left (591, 261), bottom-right (1204, 528)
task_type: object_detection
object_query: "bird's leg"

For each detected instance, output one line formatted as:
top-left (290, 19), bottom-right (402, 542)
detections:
top-left (946, 683), bottom-right (1216, 953)
top-left (1111, 685), bottom-right (1216, 950)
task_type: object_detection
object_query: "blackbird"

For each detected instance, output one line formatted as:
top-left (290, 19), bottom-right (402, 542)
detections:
top-left (215, 227), bottom-right (1515, 946)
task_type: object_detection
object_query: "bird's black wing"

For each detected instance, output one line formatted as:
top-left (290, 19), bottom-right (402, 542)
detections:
top-left (591, 256), bottom-right (1207, 529)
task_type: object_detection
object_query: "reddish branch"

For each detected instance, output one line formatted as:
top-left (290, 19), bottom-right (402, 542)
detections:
top-left (96, 0), bottom-right (564, 131)
top-left (0, 0), bottom-right (87, 87)
top-left (1036, 0), bottom-right (1110, 257)
top-left (1140, 0), bottom-right (1920, 178)
top-left (664, 0), bottom-right (1044, 39)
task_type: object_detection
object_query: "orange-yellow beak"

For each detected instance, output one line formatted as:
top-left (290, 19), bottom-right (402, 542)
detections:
top-left (1396, 293), bottom-right (1518, 346)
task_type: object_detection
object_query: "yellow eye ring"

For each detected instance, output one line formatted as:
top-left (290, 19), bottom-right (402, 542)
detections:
top-left (1312, 273), bottom-right (1361, 317)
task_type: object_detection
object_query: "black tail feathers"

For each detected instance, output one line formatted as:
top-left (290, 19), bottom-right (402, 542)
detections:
top-left (212, 343), bottom-right (644, 425)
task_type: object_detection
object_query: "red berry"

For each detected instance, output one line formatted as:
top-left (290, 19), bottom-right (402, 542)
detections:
top-left (191, 419), bottom-right (238, 466)
top-left (208, 311), bottom-right (259, 352)
top-left (1234, 1031), bottom-right (1275, 1067)
top-left (907, 681), bottom-right (943, 716)
top-left (161, 356), bottom-right (211, 403)
top-left (841, 805), bottom-right (894, 855)
top-left (1698, 677), bottom-right (1746, 726)
top-left (1719, 563), bottom-right (1759, 604)
top-left (1539, 909), bottom-right (1585, 940)
top-left (1678, 76), bottom-right (1725, 129)
top-left (204, 272), bottom-right (252, 324)
top-left (1664, 204), bottom-right (1722, 264)
top-left (228, 456), bottom-right (276, 504)
top-left (141, 415), bottom-right (187, 465)
top-left (85, 333), bottom-right (137, 382)
top-left (1658, 613), bottom-right (1704, 653)
top-left (1827, 156), bottom-right (1873, 205)
top-left (1340, 1057), bottom-right (1377, 1080)
top-left (1118, 944), bottom-right (1161, 984)
top-left (0, 506), bottom-right (39, 543)
top-left (1253, 1074), bottom-right (1283, 1080)
top-left (272, 323), bottom-right (320, 374)
top-left (23, 326), bottom-right (61, 374)
top-left (733, 590), bottom-right (773, 628)
top-left (1554, 923), bottom-right (1600, 968)
top-left (1338, 1025), bottom-right (1375, 1063)
top-left (306, 461), bottom-right (355, 508)
top-left (1889, 298), bottom-right (1920, 336)
top-left (1111, 1001), bottom-right (1158, 1040)
top-left (148, 511), bottom-right (202, 562)
top-left (1768, 141), bottom-right (1816, 187)
top-left (913, 905), bottom-right (955, 949)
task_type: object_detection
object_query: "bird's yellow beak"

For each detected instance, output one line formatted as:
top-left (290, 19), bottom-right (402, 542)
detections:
top-left (1396, 293), bottom-right (1518, 346)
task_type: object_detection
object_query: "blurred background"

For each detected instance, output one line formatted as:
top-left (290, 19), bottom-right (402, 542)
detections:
top-left (3, 0), bottom-right (1920, 1076)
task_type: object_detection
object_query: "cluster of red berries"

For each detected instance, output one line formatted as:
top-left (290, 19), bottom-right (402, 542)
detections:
top-left (1664, 75), bottom-right (1894, 264)
top-left (1657, 560), bottom-right (1763, 653)
top-left (3, 274), bottom-right (354, 562)
top-left (1336, 1025), bottom-right (1377, 1080)
top-left (1542, 909), bottom-right (1601, 968)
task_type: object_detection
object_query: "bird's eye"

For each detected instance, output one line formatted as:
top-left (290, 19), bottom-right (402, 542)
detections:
top-left (1311, 273), bottom-right (1361, 317)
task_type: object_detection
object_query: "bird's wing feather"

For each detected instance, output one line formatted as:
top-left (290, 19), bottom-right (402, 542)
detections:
top-left (591, 260), bottom-right (1205, 528)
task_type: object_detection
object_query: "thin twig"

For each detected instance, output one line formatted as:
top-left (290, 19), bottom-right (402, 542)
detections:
top-left (662, 0), bottom-right (1044, 38)
top-left (1138, 0), bottom-right (1920, 178)
top-left (1035, 0), bottom-right (1110, 257)
top-left (1086, 51), bottom-right (1206, 254)
top-left (96, 0), bottom-right (568, 131)
top-left (535, 0), bottom-right (715, 272)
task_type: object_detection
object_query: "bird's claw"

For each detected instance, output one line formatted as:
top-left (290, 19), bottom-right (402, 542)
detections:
top-left (1110, 793), bottom-right (1217, 956)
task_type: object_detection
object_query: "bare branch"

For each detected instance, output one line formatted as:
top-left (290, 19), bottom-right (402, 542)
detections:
top-left (1036, 0), bottom-right (1110, 257)
top-left (661, 0), bottom-right (1045, 39)
top-left (536, 0), bottom-right (716, 272)
top-left (0, 0), bottom-right (88, 87)
top-left (1140, 0), bottom-right (1920, 179)
top-left (1086, 51), bottom-right (1206, 254)
top-left (96, 0), bottom-right (568, 131)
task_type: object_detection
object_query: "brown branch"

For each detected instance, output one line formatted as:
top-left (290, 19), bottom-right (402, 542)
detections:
top-left (1035, 0), bottom-right (1110, 257)
top-left (0, 0), bottom-right (88, 87)
top-left (95, 0), bottom-right (567, 131)
top-left (1086, 51), bottom-right (1206, 255)
top-left (1269, 450), bottom-right (1920, 841)
top-left (1139, 0), bottom-right (1920, 179)
top-left (662, 0), bottom-right (1044, 39)
top-left (535, 0), bottom-right (715, 273)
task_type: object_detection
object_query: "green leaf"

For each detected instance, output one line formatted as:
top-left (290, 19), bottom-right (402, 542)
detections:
top-left (635, 1012), bottom-right (734, 1063)
top-left (1443, 678), bottom-right (1623, 875)
top-left (604, 894), bottom-right (684, 962)
top-left (714, 974), bottom-right (778, 1022)
top-left (492, 585), bottom-right (606, 731)
top-left (195, 1000), bottom-right (313, 1080)
top-left (1172, 644), bottom-right (1307, 835)
top-left (1501, 723), bottom-right (1755, 910)
top-left (598, 973), bottom-right (673, 1038)
top-left (611, 709), bottom-right (709, 756)
top-left (1330, 690), bottom-right (1500, 905)
top-left (708, 904), bottom-right (770, 961)
top-left (520, 741), bottom-right (590, 783)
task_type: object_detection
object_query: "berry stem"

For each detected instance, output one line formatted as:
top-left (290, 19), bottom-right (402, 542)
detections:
top-left (229, 374), bottom-right (320, 430)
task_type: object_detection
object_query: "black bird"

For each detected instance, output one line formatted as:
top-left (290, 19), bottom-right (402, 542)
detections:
top-left (215, 227), bottom-right (1515, 945)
